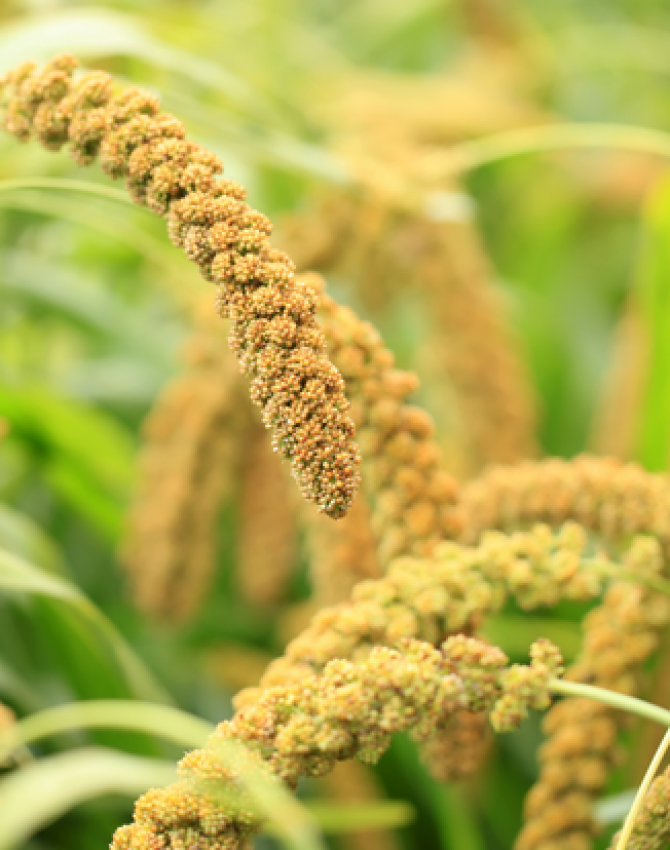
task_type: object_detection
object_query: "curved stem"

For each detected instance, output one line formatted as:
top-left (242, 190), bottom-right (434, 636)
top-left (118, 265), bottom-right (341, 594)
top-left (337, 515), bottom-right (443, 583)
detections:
top-left (549, 679), bottom-right (670, 728)
top-left (433, 123), bottom-right (670, 178)
top-left (617, 727), bottom-right (670, 849)
top-left (346, 122), bottom-right (670, 213)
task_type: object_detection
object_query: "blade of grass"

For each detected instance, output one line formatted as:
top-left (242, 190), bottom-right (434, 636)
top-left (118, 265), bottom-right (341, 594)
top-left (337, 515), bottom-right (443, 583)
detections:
top-left (0, 504), bottom-right (66, 576)
top-left (0, 747), bottom-right (177, 850)
top-left (0, 9), bottom-right (278, 123)
top-left (387, 733), bottom-right (484, 850)
top-left (0, 388), bottom-right (135, 499)
top-left (441, 124), bottom-right (670, 176)
top-left (0, 177), bottom-right (131, 205)
top-left (0, 193), bottom-right (204, 307)
top-left (303, 800), bottom-right (414, 832)
top-left (634, 173), bottom-right (670, 471)
top-left (0, 700), bottom-right (212, 764)
top-left (0, 697), bottom-right (412, 837)
top-left (0, 548), bottom-right (169, 704)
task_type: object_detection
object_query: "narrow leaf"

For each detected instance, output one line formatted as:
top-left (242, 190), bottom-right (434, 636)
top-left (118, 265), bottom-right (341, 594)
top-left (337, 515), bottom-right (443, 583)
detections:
top-left (0, 747), bottom-right (177, 850)
top-left (635, 172), bottom-right (670, 471)
top-left (304, 800), bottom-right (414, 832)
top-left (0, 10), bottom-right (269, 118)
top-left (0, 548), bottom-right (169, 704)
top-left (0, 504), bottom-right (66, 576)
top-left (0, 700), bottom-right (212, 764)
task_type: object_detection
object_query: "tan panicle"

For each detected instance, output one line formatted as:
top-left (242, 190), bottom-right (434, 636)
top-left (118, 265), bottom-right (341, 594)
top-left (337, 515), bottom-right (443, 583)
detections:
top-left (517, 539), bottom-right (670, 850)
top-left (114, 519), bottom-right (623, 849)
top-left (409, 214), bottom-right (537, 468)
top-left (235, 523), bottom-right (606, 710)
top-left (417, 710), bottom-right (491, 783)
top-left (461, 455), bottom-right (670, 559)
top-left (0, 55), bottom-right (360, 519)
top-left (279, 192), bottom-right (537, 473)
top-left (308, 272), bottom-right (501, 782)
top-left (306, 273), bottom-right (463, 566)
top-left (113, 634), bottom-right (559, 850)
top-left (122, 331), bottom-right (245, 623)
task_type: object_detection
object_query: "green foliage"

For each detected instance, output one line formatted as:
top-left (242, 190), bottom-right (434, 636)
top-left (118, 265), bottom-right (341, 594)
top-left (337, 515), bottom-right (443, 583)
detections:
top-left (0, 547), bottom-right (168, 704)
top-left (635, 173), bottom-right (670, 471)
top-left (0, 748), bottom-right (177, 850)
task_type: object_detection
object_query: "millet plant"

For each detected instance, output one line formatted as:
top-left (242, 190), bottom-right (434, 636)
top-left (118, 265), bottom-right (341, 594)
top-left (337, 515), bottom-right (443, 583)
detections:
top-left (2, 50), bottom-right (670, 850)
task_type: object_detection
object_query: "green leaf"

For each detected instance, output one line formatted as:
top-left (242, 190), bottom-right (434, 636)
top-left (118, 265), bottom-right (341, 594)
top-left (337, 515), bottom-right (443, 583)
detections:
top-left (0, 658), bottom-right (41, 713)
top-left (635, 172), bottom-right (670, 472)
top-left (386, 734), bottom-right (484, 850)
top-left (0, 504), bottom-right (66, 576)
top-left (44, 458), bottom-right (124, 541)
top-left (0, 388), bottom-right (135, 495)
top-left (1, 248), bottom-right (174, 369)
top-left (0, 747), bottom-right (177, 850)
top-left (0, 9), bottom-right (271, 120)
top-left (0, 547), bottom-right (169, 704)
top-left (0, 736), bottom-right (331, 850)
top-left (0, 388), bottom-right (136, 539)
top-left (0, 191), bottom-right (203, 307)
top-left (0, 177), bottom-right (131, 205)
top-left (304, 800), bottom-right (415, 832)
top-left (0, 700), bottom-right (212, 765)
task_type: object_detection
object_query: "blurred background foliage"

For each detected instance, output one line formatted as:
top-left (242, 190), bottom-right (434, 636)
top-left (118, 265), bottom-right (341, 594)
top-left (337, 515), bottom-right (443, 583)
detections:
top-left (1, 1), bottom-right (670, 849)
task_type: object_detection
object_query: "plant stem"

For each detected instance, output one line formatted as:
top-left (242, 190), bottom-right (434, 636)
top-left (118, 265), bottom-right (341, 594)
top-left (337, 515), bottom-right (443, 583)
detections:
top-left (549, 679), bottom-right (670, 728)
top-left (617, 727), bottom-right (670, 850)
top-left (349, 122), bottom-right (670, 214)
top-left (436, 123), bottom-right (670, 178)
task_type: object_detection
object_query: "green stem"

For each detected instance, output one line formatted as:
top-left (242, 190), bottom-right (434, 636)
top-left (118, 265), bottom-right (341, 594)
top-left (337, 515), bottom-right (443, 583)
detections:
top-left (438, 123), bottom-right (670, 177)
top-left (549, 679), bottom-right (670, 728)
top-left (348, 122), bottom-right (670, 214)
top-left (617, 727), bottom-right (670, 850)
